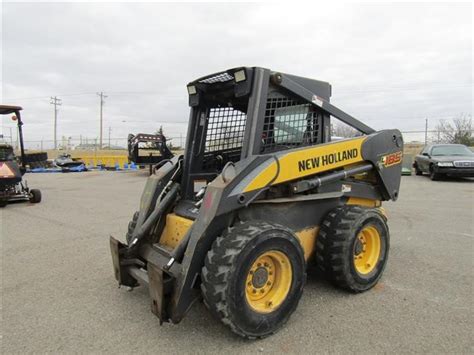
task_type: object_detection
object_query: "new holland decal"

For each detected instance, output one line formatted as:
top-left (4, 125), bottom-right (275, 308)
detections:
top-left (298, 148), bottom-right (359, 172)
top-left (242, 137), bottom-right (366, 193)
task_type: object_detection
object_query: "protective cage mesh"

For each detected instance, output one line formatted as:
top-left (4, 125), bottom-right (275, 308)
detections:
top-left (204, 107), bottom-right (247, 153)
top-left (199, 72), bottom-right (234, 84)
top-left (262, 96), bottom-right (322, 152)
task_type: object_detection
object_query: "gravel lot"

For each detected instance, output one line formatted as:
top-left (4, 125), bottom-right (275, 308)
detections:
top-left (2, 171), bottom-right (473, 353)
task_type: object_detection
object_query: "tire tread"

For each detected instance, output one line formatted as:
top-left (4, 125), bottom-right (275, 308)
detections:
top-left (201, 220), bottom-right (302, 339)
top-left (126, 211), bottom-right (139, 245)
top-left (315, 205), bottom-right (387, 292)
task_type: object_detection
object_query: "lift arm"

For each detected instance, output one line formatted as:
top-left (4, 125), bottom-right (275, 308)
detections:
top-left (272, 72), bottom-right (376, 135)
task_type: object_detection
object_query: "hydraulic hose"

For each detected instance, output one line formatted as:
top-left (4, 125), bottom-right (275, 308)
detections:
top-left (127, 182), bottom-right (179, 254)
top-left (164, 227), bottom-right (192, 270)
top-left (291, 163), bottom-right (373, 193)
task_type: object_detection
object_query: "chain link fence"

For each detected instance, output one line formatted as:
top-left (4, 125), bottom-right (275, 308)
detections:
top-left (0, 135), bottom-right (187, 151)
top-left (1, 130), bottom-right (472, 153)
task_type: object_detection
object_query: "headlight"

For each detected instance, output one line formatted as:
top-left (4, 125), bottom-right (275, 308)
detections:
top-left (187, 85), bottom-right (197, 95)
top-left (234, 69), bottom-right (246, 82)
top-left (437, 162), bottom-right (453, 167)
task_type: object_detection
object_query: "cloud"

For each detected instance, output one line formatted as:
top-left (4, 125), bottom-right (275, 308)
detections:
top-left (1, 2), bottom-right (472, 148)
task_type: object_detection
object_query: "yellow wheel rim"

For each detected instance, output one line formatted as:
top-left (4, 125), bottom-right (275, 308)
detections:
top-left (354, 225), bottom-right (381, 275)
top-left (245, 250), bottom-right (292, 314)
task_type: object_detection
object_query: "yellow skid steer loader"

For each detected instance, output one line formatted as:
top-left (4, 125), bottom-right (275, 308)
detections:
top-left (110, 67), bottom-right (403, 338)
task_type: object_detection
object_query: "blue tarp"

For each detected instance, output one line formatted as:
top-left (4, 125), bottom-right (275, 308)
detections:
top-left (67, 164), bottom-right (87, 172)
top-left (30, 167), bottom-right (62, 173)
top-left (28, 163), bottom-right (142, 173)
top-left (29, 164), bottom-right (88, 173)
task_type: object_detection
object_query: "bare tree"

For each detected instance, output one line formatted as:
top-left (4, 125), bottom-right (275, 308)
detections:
top-left (152, 125), bottom-right (173, 149)
top-left (434, 114), bottom-right (473, 145)
top-left (331, 121), bottom-right (360, 138)
top-left (155, 125), bottom-right (164, 136)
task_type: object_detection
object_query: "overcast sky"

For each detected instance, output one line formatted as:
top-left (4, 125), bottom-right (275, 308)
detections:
top-left (1, 2), bottom-right (472, 148)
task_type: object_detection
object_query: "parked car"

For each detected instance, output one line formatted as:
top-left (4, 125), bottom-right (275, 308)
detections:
top-left (414, 144), bottom-right (474, 180)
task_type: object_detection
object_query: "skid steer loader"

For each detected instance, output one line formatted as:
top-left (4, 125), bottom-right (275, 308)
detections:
top-left (110, 67), bottom-right (403, 338)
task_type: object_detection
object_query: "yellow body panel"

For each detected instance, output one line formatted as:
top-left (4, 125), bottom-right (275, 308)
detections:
top-left (78, 155), bottom-right (129, 168)
top-left (295, 226), bottom-right (319, 261)
top-left (159, 213), bottom-right (194, 249)
top-left (347, 197), bottom-right (381, 208)
top-left (243, 137), bottom-right (366, 192)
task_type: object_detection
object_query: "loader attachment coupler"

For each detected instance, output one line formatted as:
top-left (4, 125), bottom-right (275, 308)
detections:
top-left (110, 66), bottom-right (403, 338)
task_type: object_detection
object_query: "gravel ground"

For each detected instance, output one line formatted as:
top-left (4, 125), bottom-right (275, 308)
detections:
top-left (1, 171), bottom-right (473, 354)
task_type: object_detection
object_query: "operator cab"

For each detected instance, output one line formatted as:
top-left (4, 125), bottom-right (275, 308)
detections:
top-left (181, 67), bottom-right (332, 200)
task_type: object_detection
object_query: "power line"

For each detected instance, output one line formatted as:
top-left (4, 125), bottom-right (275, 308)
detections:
top-left (362, 114), bottom-right (467, 122)
top-left (335, 83), bottom-right (473, 94)
top-left (4, 92), bottom-right (96, 101)
top-left (399, 129), bottom-right (474, 133)
top-left (3, 82), bottom-right (472, 101)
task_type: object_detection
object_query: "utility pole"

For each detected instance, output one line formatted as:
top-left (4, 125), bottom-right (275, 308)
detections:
top-left (50, 96), bottom-right (62, 149)
top-left (424, 118), bottom-right (428, 145)
top-left (97, 92), bottom-right (107, 149)
top-left (108, 126), bottom-right (112, 149)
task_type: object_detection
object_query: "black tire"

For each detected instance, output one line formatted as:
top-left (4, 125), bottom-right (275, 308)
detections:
top-left (414, 163), bottom-right (423, 175)
top-left (29, 189), bottom-right (42, 203)
top-left (0, 200), bottom-right (7, 208)
top-left (429, 165), bottom-right (441, 181)
top-left (201, 220), bottom-right (306, 339)
top-left (126, 211), bottom-right (140, 245)
top-left (315, 206), bottom-right (389, 293)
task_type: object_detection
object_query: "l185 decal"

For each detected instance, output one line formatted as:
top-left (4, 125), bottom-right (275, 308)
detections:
top-left (381, 151), bottom-right (402, 167)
